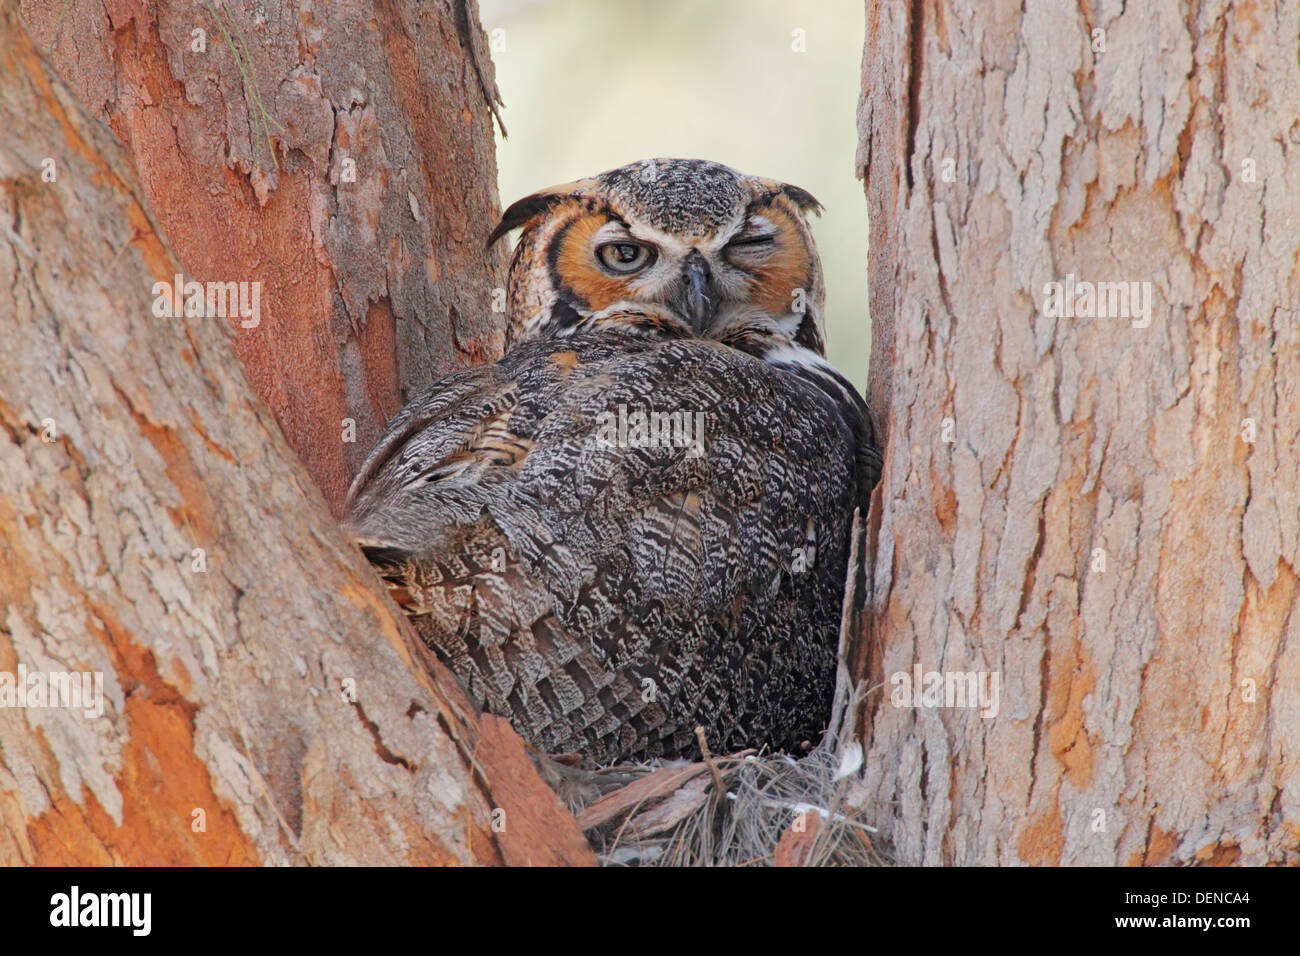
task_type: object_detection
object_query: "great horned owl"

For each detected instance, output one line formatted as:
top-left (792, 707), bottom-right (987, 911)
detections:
top-left (347, 158), bottom-right (880, 765)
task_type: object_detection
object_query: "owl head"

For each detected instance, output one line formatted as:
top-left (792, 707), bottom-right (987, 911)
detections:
top-left (489, 158), bottom-right (827, 354)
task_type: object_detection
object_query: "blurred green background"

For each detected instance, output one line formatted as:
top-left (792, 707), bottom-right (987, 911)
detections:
top-left (479, 0), bottom-right (871, 386)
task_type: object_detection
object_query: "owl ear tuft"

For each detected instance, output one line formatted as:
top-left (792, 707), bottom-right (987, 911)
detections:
top-left (488, 193), bottom-right (564, 248)
top-left (488, 180), bottom-right (592, 248)
top-left (778, 183), bottom-right (824, 217)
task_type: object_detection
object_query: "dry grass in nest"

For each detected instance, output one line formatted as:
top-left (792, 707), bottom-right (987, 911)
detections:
top-left (542, 741), bottom-right (887, 867)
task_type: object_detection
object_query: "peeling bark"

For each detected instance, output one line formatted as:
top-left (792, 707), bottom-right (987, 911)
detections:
top-left (857, 0), bottom-right (1299, 865)
top-left (0, 5), bottom-right (592, 866)
top-left (19, 0), bottom-right (508, 515)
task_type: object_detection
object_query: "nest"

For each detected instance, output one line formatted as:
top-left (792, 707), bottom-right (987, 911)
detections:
top-left (539, 670), bottom-right (888, 866)
top-left (543, 743), bottom-right (884, 866)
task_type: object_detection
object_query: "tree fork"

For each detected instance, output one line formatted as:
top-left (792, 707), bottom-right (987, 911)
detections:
top-left (0, 4), bottom-right (593, 867)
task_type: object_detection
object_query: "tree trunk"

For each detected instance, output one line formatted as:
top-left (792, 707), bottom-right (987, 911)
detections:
top-left (0, 2), bottom-right (593, 867)
top-left (19, 0), bottom-right (508, 516)
top-left (856, 0), bottom-right (1299, 865)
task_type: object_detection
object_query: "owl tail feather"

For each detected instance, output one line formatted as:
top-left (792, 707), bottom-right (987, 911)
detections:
top-left (358, 542), bottom-right (410, 569)
top-left (347, 534), bottom-right (430, 615)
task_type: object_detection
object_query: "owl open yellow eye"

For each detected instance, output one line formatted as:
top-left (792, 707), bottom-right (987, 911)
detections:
top-left (596, 241), bottom-right (655, 274)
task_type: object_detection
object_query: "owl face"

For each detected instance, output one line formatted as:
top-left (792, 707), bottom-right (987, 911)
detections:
top-left (489, 158), bottom-right (828, 355)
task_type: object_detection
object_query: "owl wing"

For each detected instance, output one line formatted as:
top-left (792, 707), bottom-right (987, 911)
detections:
top-left (346, 330), bottom-right (863, 763)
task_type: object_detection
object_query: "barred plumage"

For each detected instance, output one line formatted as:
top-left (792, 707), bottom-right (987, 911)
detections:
top-left (347, 159), bottom-right (880, 765)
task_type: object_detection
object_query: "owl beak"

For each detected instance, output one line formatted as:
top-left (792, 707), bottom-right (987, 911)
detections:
top-left (682, 251), bottom-right (716, 334)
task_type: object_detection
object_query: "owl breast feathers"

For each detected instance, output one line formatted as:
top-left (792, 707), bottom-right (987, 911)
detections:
top-left (347, 158), bottom-right (880, 765)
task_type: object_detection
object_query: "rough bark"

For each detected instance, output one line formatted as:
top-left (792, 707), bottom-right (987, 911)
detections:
top-left (0, 4), bottom-right (593, 866)
top-left (856, 0), bottom-right (1299, 865)
top-left (19, 0), bottom-right (508, 516)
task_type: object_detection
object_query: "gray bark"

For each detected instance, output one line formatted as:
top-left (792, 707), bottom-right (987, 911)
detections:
top-left (856, 0), bottom-right (1299, 865)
